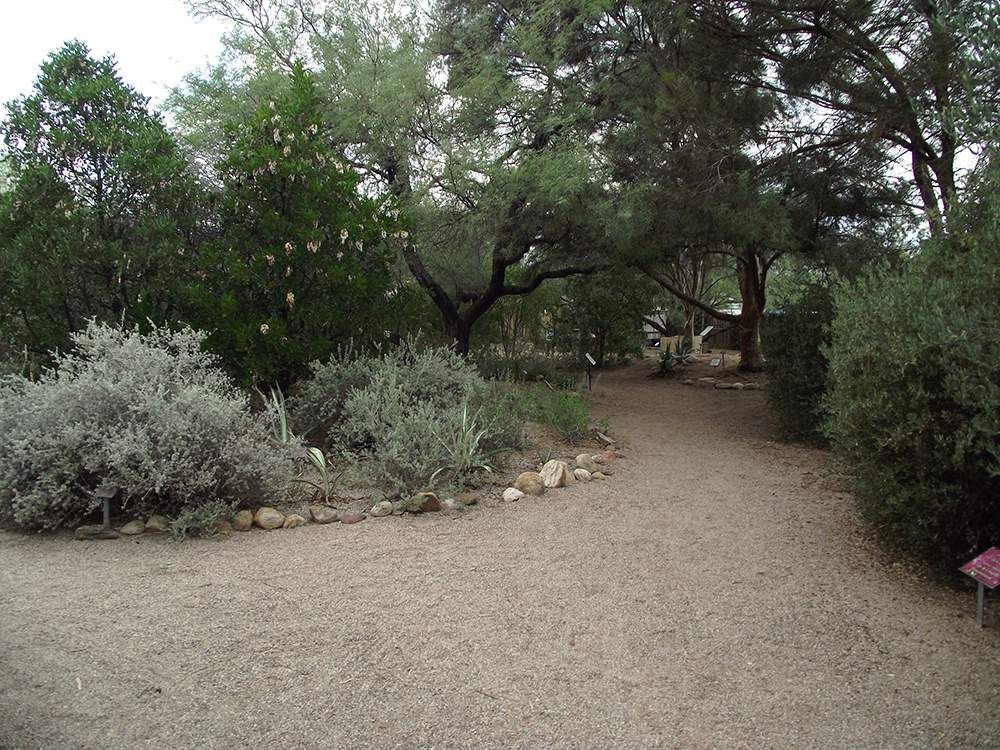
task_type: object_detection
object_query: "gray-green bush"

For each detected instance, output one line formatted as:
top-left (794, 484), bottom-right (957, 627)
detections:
top-left (0, 322), bottom-right (293, 530)
top-left (824, 191), bottom-right (1000, 572)
top-left (291, 342), bottom-right (524, 495)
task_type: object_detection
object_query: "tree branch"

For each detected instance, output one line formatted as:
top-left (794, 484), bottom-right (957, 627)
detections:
top-left (636, 263), bottom-right (739, 322)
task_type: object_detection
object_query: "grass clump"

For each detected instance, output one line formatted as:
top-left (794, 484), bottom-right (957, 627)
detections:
top-left (521, 384), bottom-right (589, 441)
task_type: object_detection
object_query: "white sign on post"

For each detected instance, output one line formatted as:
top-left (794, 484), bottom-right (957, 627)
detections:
top-left (585, 353), bottom-right (597, 366)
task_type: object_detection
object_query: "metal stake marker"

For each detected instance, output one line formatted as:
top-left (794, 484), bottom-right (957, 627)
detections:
top-left (94, 483), bottom-right (119, 533)
top-left (977, 581), bottom-right (986, 628)
top-left (585, 353), bottom-right (596, 392)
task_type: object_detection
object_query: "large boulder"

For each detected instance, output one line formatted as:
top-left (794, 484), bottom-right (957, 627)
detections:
top-left (253, 507), bottom-right (285, 530)
top-left (503, 487), bottom-right (525, 502)
top-left (575, 454), bottom-right (600, 473)
top-left (309, 506), bottom-right (339, 524)
top-left (145, 515), bottom-right (170, 533)
top-left (232, 510), bottom-right (254, 531)
top-left (540, 460), bottom-right (572, 488)
top-left (74, 525), bottom-right (118, 541)
top-left (369, 501), bottom-right (393, 518)
top-left (514, 472), bottom-right (545, 496)
top-left (118, 519), bottom-right (145, 536)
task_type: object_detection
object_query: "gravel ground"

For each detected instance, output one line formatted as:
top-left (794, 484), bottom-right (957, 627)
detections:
top-left (1, 357), bottom-right (998, 749)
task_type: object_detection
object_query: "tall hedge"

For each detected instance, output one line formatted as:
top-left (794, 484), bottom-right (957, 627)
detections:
top-left (823, 196), bottom-right (1000, 572)
top-left (762, 285), bottom-right (834, 444)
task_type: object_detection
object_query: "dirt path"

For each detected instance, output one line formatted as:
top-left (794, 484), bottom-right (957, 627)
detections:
top-left (2, 358), bottom-right (998, 749)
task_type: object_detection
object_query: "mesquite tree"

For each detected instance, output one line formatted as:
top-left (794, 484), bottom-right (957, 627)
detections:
top-left (178, 0), bottom-right (606, 354)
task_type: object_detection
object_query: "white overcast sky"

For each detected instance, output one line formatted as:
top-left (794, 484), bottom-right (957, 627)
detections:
top-left (0, 0), bottom-right (228, 110)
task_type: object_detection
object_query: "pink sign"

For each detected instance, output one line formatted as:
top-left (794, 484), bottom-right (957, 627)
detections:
top-left (960, 547), bottom-right (1000, 589)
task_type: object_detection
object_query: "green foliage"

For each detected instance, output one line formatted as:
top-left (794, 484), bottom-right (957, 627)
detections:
top-left (0, 41), bottom-right (202, 356)
top-left (521, 384), bottom-right (589, 442)
top-left (652, 338), bottom-right (694, 378)
top-left (549, 271), bottom-right (654, 366)
top-left (824, 184), bottom-right (1000, 571)
top-left (257, 384), bottom-right (295, 445)
top-left (169, 500), bottom-right (235, 542)
top-left (429, 406), bottom-right (494, 488)
top-left (291, 447), bottom-right (343, 503)
top-left (474, 349), bottom-right (581, 390)
top-left (291, 341), bottom-right (522, 495)
top-left (763, 286), bottom-right (835, 443)
top-left (0, 321), bottom-right (293, 531)
top-left (291, 339), bottom-right (481, 444)
top-left (473, 381), bottom-right (529, 454)
top-left (652, 350), bottom-right (678, 378)
top-left (473, 285), bottom-right (559, 362)
top-left (190, 64), bottom-right (399, 385)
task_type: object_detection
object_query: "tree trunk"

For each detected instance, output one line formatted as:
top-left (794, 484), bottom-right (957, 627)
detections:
top-left (737, 307), bottom-right (763, 372)
top-left (736, 247), bottom-right (766, 372)
top-left (444, 316), bottom-right (472, 356)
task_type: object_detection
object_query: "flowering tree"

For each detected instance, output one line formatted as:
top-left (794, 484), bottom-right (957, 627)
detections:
top-left (193, 65), bottom-right (399, 384)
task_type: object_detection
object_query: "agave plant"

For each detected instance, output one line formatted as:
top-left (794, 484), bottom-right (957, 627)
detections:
top-left (257, 384), bottom-right (295, 445)
top-left (430, 406), bottom-right (493, 488)
top-left (652, 338), bottom-right (695, 378)
top-left (291, 447), bottom-right (344, 503)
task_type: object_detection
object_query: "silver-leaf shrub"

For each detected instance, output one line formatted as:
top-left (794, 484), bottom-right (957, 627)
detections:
top-left (291, 341), bottom-right (524, 494)
top-left (0, 321), bottom-right (294, 530)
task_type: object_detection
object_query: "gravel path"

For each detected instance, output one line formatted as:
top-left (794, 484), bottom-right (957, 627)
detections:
top-left (2, 358), bottom-right (998, 749)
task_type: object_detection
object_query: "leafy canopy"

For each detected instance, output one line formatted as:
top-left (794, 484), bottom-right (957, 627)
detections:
top-left (0, 40), bottom-right (200, 355)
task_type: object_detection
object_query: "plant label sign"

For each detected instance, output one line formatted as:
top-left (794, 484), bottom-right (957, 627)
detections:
top-left (961, 547), bottom-right (1000, 589)
top-left (961, 547), bottom-right (1000, 628)
top-left (585, 353), bottom-right (597, 366)
top-left (699, 326), bottom-right (714, 337)
top-left (710, 357), bottom-right (722, 367)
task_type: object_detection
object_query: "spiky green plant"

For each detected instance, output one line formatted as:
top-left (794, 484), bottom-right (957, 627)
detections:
top-left (291, 447), bottom-right (343, 503)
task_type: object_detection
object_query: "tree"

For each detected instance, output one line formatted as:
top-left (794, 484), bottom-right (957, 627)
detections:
top-left (178, 0), bottom-right (607, 354)
top-left (0, 41), bottom-right (202, 355)
top-left (548, 2), bottom-right (784, 369)
top-left (696, 0), bottom-right (994, 234)
top-left (550, 269), bottom-right (661, 367)
top-left (191, 65), bottom-right (398, 384)
top-left (553, 2), bottom-right (909, 369)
